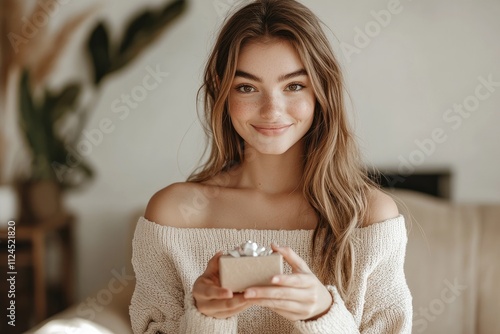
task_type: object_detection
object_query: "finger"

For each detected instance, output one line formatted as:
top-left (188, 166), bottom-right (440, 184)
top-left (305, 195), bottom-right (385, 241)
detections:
top-left (244, 286), bottom-right (310, 302)
top-left (268, 273), bottom-right (315, 288)
top-left (193, 277), bottom-right (233, 300)
top-left (272, 244), bottom-right (312, 274)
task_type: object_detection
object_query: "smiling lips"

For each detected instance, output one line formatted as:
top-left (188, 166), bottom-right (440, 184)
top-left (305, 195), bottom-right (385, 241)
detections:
top-left (252, 124), bottom-right (292, 136)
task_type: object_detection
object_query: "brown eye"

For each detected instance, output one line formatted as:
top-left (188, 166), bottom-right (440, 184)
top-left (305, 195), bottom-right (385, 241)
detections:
top-left (237, 85), bottom-right (256, 93)
top-left (286, 83), bottom-right (304, 92)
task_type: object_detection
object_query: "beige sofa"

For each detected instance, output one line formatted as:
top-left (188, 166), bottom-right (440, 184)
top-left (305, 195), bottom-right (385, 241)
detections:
top-left (27, 189), bottom-right (500, 334)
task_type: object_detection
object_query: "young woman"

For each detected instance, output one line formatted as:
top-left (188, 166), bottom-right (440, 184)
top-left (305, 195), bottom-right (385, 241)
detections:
top-left (130, 0), bottom-right (412, 333)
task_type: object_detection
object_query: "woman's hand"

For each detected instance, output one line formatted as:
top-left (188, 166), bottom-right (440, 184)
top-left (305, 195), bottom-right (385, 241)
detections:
top-left (243, 244), bottom-right (333, 321)
top-left (192, 251), bottom-right (251, 319)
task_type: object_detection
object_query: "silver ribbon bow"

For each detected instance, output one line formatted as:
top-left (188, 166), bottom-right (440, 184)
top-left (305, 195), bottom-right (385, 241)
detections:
top-left (227, 240), bottom-right (273, 257)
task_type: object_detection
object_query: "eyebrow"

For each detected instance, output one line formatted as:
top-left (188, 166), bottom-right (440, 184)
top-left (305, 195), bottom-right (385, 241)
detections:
top-left (234, 69), bottom-right (308, 83)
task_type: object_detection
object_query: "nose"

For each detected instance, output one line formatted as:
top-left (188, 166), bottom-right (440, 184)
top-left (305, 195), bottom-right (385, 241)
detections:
top-left (260, 92), bottom-right (283, 120)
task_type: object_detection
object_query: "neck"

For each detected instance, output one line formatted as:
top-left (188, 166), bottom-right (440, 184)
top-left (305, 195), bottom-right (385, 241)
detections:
top-left (234, 141), bottom-right (305, 194)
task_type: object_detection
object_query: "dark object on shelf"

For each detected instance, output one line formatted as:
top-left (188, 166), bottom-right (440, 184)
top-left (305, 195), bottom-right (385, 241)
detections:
top-left (369, 170), bottom-right (451, 199)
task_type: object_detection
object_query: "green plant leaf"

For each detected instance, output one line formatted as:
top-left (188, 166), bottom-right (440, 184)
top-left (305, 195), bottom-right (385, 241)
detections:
top-left (49, 135), bottom-right (94, 189)
top-left (118, 11), bottom-right (156, 55)
top-left (87, 22), bottom-right (112, 85)
top-left (49, 83), bottom-right (81, 122)
top-left (112, 0), bottom-right (187, 73)
top-left (158, 0), bottom-right (187, 24)
top-left (19, 70), bottom-right (54, 181)
top-left (19, 70), bottom-right (42, 156)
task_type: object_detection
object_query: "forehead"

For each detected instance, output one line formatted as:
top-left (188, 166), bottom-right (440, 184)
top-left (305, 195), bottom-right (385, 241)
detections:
top-left (236, 38), bottom-right (305, 76)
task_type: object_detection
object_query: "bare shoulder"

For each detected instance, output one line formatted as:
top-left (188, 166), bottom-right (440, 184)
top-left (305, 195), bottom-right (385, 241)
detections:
top-left (144, 182), bottom-right (209, 228)
top-left (363, 188), bottom-right (400, 227)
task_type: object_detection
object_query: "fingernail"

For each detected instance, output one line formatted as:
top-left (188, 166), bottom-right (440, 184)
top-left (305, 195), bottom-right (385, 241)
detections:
top-left (271, 276), bottom-right (279, 284)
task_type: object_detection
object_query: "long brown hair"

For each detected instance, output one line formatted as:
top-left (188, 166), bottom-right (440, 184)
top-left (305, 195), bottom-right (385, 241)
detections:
top-left (188, 0), bottom-right (376, 301)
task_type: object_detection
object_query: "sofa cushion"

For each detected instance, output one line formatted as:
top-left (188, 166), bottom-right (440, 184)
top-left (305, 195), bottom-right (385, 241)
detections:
top-left (389, 189), bottom-right (479, 334)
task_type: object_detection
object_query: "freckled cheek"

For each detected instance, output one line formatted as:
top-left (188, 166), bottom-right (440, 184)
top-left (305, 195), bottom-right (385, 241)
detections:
top-left (228, 98), bottom-right (259, 121)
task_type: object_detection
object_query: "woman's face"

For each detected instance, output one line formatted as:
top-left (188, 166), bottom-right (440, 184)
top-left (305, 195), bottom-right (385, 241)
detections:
top-left (228, 38), bottom-right (315, 155)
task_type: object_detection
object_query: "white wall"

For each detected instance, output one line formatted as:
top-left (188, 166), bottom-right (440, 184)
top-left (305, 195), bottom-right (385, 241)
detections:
top-left (307, 0), bottom-right (500, 204)
top-left (42, 0), bottom-right (499, 301)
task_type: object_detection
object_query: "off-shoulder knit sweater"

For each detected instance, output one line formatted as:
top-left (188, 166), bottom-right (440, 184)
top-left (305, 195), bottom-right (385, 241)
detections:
top-left (130, 215), bottom-right (413, 334)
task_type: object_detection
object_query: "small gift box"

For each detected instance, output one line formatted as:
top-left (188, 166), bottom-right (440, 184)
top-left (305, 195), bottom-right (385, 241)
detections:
top-left (219, 241), bottom-right (283, 292)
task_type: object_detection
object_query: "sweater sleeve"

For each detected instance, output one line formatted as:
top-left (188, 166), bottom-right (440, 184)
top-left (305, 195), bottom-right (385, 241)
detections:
top-left (292, 218), bottom-right (413, 334)
top-left (129, 219), bottom-right (238, 334)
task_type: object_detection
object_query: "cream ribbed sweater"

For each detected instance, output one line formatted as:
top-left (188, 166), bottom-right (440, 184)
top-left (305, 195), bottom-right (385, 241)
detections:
top-left (130, 215), bottom-right (412, 333)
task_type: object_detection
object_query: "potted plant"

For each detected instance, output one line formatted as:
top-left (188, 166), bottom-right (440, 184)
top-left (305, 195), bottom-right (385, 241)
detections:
top-left (0, 0), bottom-right (187, 222)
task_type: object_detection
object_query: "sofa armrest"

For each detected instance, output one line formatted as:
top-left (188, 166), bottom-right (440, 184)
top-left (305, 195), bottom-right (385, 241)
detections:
top-left (25, 304), bottom-right (132, 334)
top-left (477, 205), bottom-right (500, 334)
top-left (27, 264), bottom-right (135, 334)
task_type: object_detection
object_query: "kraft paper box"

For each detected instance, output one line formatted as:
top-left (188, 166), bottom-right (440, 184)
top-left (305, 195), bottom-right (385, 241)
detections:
top-left (219, 253), bottom-right (283, 292)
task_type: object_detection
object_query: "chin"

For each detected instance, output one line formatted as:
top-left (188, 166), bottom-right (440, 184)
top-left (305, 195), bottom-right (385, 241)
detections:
top-left (248, 143), bottom-right (294, 156)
